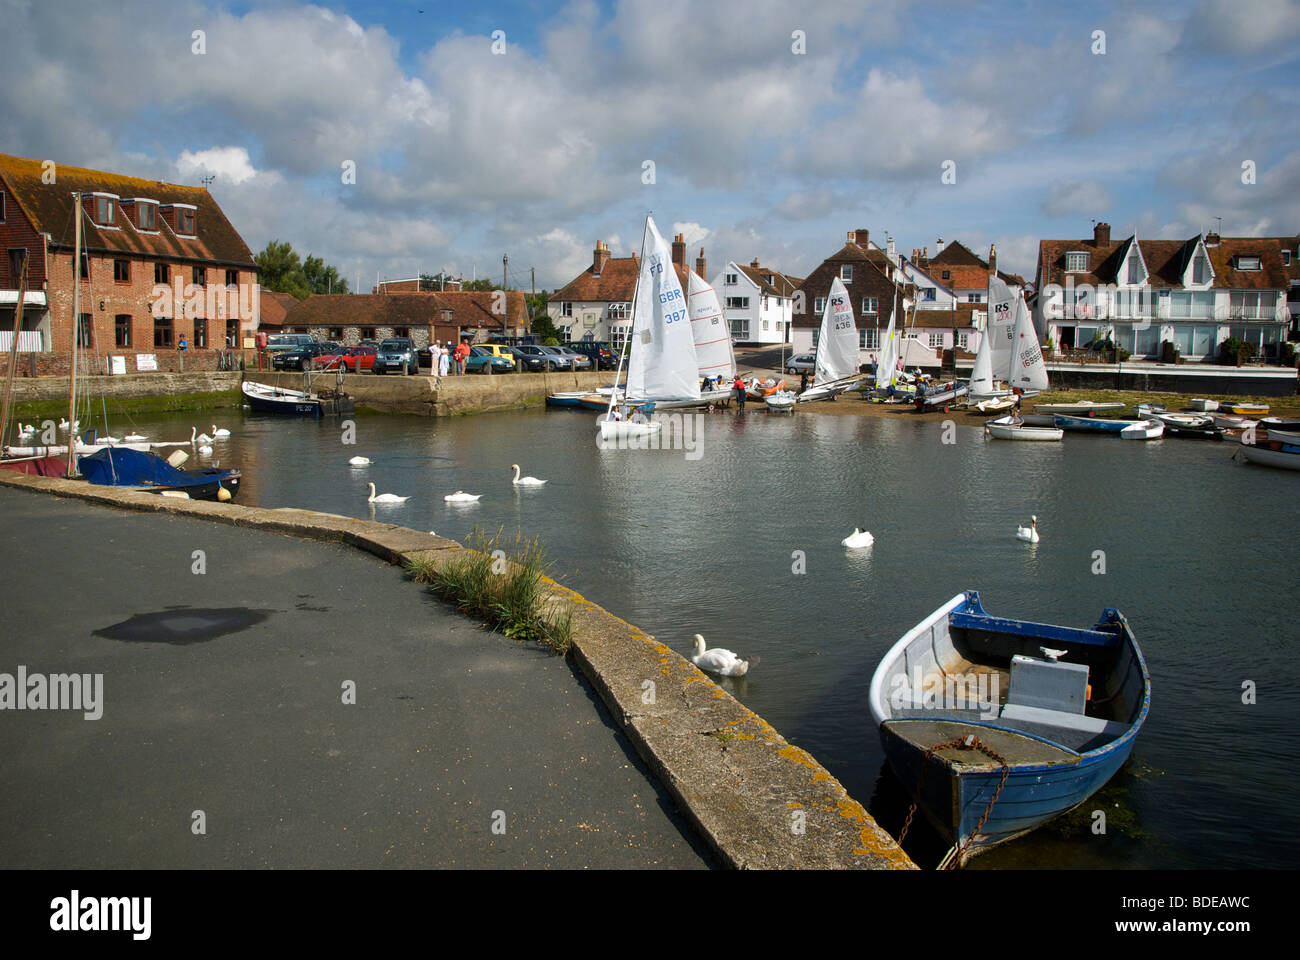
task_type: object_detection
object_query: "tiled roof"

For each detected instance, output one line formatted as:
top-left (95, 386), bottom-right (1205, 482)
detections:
top-left (268, 291), bottom-right (526, 329)
top-left (736, 262), bottom-right (799, 298)
top-left (0, 152), bottom-right (256, 267)
top-left (921, 240), bottom-right (1025, 288)
top-left (258, 289), bottom-right (299, 327)
top-left (792, 242), bottom-right (903, 329)
top-left (549, 255), bottom-right (692, 303)
top-left (1038, 234), bottom-right (1291, 291)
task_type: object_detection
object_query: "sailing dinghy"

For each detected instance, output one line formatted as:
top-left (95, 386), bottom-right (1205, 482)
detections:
top-left (798, 278), bottom-right (862, 402)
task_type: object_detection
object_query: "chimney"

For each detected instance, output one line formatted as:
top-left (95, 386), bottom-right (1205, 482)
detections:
top-left (1094, 222), bottom-right (1111, 245)
top-left (989, 244), bottom-right (997, 274)
top-left (848, 228), bottom-right (870, 248)
top-left (672, 233), bottom-right (686, 269)
top-left (936, 237), bottom-right (945, 254)
top-left (1205, 232), bottom-right (1220, 247)
top-left (592, 240), bottom-right (610, 276)
top-left (696, 248), bottom-right (707, 278)
top-left (886, 236), bottom-right (896, 263)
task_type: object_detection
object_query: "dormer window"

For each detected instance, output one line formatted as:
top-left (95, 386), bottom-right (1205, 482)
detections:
top-left (178, 208), bottom-right (195, 235)
top-left (840, 265), bottom-right (852, 281)
top-left (725, 273), bottom-right (738, 285)
top-left (137, 201), bottom-right (156, 231)
top-left (1066, 252), bottom-right (1088, 272)
top-left (1127, 257), bottom-right (1144, 284)
top-left (93, 194), bottom-right (117, 226)
top-left (941, 270), bottom-right (950, 280)
top-left (1235, 255), bottom-right (1261, 271)
top-left (1192, 253), bottom-right (1211, 284)
top-left (0, 190), bottom-right (6, 222)
top-left (1284, 250), bottom-right (1292, 266)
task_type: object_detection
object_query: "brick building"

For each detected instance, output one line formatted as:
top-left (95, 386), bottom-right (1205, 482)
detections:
top-left (0, 153), bottom-right (259, 376)
top-left (264, 290), bottom-right (528, 347)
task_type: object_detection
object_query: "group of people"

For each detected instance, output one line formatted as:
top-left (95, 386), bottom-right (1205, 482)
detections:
top-left (432, 341), bottom-right (472, 379)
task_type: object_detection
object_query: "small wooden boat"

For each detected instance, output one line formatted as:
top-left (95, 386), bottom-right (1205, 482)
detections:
top-left (545, 391), bottom-right (590, 408)
top-left (914, 381), bottom-right (969, 411)
top-left (985, 415), bottom-right (1062, 441)
top-left (1237, 442), bottom-right (1300, 471)
top-left (1120, 419), bottom-right (1164, 440)
top-left (1260, 417), bottom-right (1300, 432)
top-left (868, 591), bottom-right (1149, 866)
top-left (973, 398), bottom-right (1016, 415)
top-left (1219, 402), bottom-right (1269, 416)
top-left (1053, 413), bottom-right (1133, 434)
top-left (242, 380), bottom-right (323, 416)
top-left (1210, 412), bottom-right (1257, 432)
top-left (1189, 398), bottom-right (1219, 412)
top-left (1033, 401), bottom-right (1126, 415)
top-left (1137, 405), bottom-right (1223, 439)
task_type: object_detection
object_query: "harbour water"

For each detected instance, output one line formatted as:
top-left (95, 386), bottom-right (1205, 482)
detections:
top-left (94, 404), bottom-right (1299, 868)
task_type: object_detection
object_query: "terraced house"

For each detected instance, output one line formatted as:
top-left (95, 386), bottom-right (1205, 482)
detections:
top-left (0, 152), bottom-right (260, 376)
top-left (1035, 222), bottom-right (1293, 362)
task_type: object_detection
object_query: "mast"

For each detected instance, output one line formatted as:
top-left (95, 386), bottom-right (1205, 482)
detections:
top-left (0, 256), bottom-right (29, 451)
top-left (606, 220), bottom-right (650, 419)
top-left (66, 191), bottom-right (83, 478)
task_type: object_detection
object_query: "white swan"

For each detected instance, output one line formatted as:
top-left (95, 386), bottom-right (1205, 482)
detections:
top-left (842, 527), bottom-right (874, 549)
top-left (1016, 515), bottom-right (1040, 543)
top-left (94, 435), bottom-right (122, 444)
top-left (348, 456), bottom-right (372, 465)
top-left (444, 490), bottom-right (482, 502)
top-left (210, 424), bottom-right (231, 438)
top-left (198, 443), bottom-right (214, 455)
top-left (58, 418), bottom-right (80, 432)
top-left (692, 635), bottom-right (750, 677)
top-left (511, 463), bottom-right (546, 486)
top-left (18, 422), bottom-right (35, 437)
top-left (367, 482), bottom-right (409, 503)
top-left (196, 427), bottom-right (214, 443)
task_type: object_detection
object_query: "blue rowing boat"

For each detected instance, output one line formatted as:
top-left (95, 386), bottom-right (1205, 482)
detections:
top-left (868, 591), bottom-right (1149, 866)
top-left (1053, 413), bottom-right (1133, 434)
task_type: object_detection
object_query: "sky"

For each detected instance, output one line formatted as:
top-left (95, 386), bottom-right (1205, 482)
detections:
top-left (3, 0), bottom-right (1298, 292)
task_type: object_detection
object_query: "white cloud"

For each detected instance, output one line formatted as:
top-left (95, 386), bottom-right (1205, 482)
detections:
top-left (1041, 179), bottom-right (1112, 218)
top-left (177, 147), bottom-right (260, 185)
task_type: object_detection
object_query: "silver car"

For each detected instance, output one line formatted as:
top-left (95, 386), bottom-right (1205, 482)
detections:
top-left (785, 353), bottom-right (816, 374)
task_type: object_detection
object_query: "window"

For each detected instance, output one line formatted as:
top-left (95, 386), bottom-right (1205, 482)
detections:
top-left (611, 325), bottom-right (630, 349)
top-left (138, 203), bottom-right (155, 230)
top-left (726, 297), bottom-right (750, 309)
top-left (79, 250), bottom-right (89, 279)
top-left (361, 327), bottom-right (376, 340)
top-left (926, 331), bottom-right (945, 348)
top-left (226, 318), bottom-right (238, 347)
top-left (1127, 255), bottom-right (1144, 284)
top-left (328, 327), bottom-right (343, 341)
top-left (1066, 252), bottom-right (1088, 272)
top-left (1235, 256), bottom-right (1261, 271)
top-left (561, 302), bottom-right (572, 317)
top-left (922, 287), bottom-right (936, 301)
top-left (178, 209), bottom-right (195, 235)
top-left (957, 332), bottom-right (969, 350)
top-left (941, 270), bottom-right (950, 280)
top-left (861, 297), bottom-right (878, 315)
top-left (967, 293), bottom-right (984, 303)
top-left (725, 273), bottom-right (738, 285)
top-left (1284, 250), bottom-right (1292, 266)
top-left (225, 269), bottom-right (238, 287)
top-left (840, 265), bottom-right (852, 281)
top-left (154, 316), bottom-right (174, 348)
top-left (728, 319), bottom-right (750, 339)
top-left (194, 319), bottom-right (207, 349)
top-left (394, 327), bottom-right (409, 338)
top-left (77, 313), bottom-right (93, 349)
top-left (860, 328), bottom-right (879, 349)
top-left (114, 259), bottom-right (130, 283)
top-left (155, 263), bottom-right (169, 285)
top-left (1193, 253), bottom-right (1211, 284)
top-left (95, 196), bottom-right (115, 226)
top-left (8, 248), bottom-right (27, 282)
top-left (609, 302), bottom-right (630, 321)
top-left (815, 297), bottom-right (825, 314)
top-left (114, 314), bottom-right (131, 348)
top-left (0, 190), bottom-right (6, 221)
top-left (1230, 290), bottom-right (1276, 319)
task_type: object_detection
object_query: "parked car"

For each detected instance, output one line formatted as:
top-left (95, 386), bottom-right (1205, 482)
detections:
top-left (326, 345), bottom-right (376, 372)
top-left (514, 344), bottom-right (570, 371)
top-left (272, 341), bottom-right (330, 371)
top-left (555, 346), bottom-right (593, 371)
top-left (786, 353), bottom-right (816, 374)
top-left (373, 338), bottom-right (420, 375)
top-left (566, 341), bottom-right (618, 370)
top-left (266, 333), bottom-right (316, 355)
top-left (466, 345), bottom-right (515, 373)
top-left (510, 346), bottom-right (549, 372)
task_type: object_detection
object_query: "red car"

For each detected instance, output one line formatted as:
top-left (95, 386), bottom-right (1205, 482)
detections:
top-left (322, 345), bottom-right (377, 372)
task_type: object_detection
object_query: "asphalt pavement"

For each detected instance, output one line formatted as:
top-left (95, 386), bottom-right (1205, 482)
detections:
top-left (0, 486), bottom-right (712, 868)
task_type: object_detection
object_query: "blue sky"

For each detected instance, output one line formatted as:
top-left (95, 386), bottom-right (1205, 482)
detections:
top-left (3, 0), bottom-right (1298, 291)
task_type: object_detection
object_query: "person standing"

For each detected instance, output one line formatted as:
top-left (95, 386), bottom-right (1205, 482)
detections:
top-left (438, 345), bottom-right (450, 379)
top-left (799, 370), bottom-right (809, 393)
top-left (734, 374), bottom-right (747, 411)
top-left (455, 341), bottom-right (469, 375)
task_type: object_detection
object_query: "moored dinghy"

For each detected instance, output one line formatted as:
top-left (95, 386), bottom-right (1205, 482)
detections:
top-left (985, 415), bottom-right (1062, 441)
top-left (868, 591), bottom-right (1149, 866)
top-left (1120, 419), bottom-right (1164, 440)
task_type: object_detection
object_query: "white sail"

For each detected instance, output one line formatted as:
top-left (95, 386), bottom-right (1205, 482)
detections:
top-left (687, 269), bottom-right (735, 381)
top-left (968, 326), bottom-right (996, 397)
top-left (987, 275), bottom-right (1017, 382)
top-left (875, 313), bottom-right (898, 389)
top-left (1008, 290), bottom-right (1049, 391)
top-left (813, 277), bottom-right (859, 385)
top-left (625, 217), bottom-right (701, 401)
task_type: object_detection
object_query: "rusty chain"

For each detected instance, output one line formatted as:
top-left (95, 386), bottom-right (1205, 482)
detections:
top-left (897, 735), bottom-right (1011, 870)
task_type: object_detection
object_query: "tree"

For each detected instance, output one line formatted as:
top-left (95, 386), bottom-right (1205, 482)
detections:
top-left (530, 313), bottom-right (561, 343)
top-left (255, 240), bottom-right (349, 299)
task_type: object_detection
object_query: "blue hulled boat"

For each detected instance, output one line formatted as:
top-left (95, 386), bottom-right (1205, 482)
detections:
top-left (868, 591), bottom-right (1149, 866)
top-left (79, 447), bottom-right (241, 501)
top-left (1052, 413), bottom-right (1135, 434)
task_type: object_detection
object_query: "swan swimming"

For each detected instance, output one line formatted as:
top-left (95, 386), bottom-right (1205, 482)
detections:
top-left (691, 635), bottom-right (750, 677)
top-left (444, 491), bottom-right (482, 502)
top-left (1016, 515), bottom-right (1040, 543)
top-left (367, 482), bottom-right (409, 503)
top-left (191, 426), bottom-right (214, 445)
top-left (511, 464), bottom-right (546, 486)
top-left (842, 527), bottom-right (874, 549)
top-left (210, 424), bottom-right (231, 438)
top-left (348, 456), bottom-right (372, 465)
